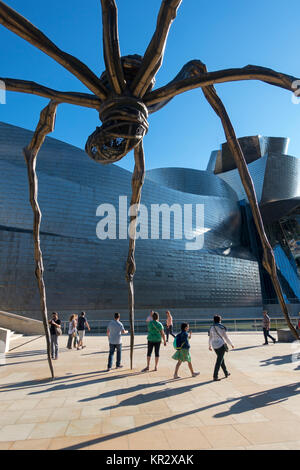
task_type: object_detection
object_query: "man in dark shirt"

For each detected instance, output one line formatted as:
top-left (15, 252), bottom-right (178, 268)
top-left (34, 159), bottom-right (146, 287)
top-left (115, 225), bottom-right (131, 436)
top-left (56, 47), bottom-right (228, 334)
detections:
top-left (48, 312), bottom-right (61, 360)
top-left (77, 311), bottom-right (90, 350)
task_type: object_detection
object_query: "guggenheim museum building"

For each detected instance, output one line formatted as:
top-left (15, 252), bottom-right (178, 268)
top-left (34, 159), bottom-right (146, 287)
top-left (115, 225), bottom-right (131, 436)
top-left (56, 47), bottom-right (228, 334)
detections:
top-left (0, 121), bottom-right (299, 321)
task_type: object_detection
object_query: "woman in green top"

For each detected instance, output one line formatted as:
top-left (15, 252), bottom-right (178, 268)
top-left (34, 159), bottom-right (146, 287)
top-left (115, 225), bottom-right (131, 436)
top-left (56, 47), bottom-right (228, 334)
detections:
top-left (142, 312), bottom-right (166, 372)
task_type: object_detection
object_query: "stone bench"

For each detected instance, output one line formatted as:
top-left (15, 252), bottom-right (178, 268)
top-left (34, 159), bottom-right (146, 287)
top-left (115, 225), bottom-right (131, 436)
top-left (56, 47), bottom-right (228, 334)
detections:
top-left (277, 328), bottom-right (299, 343)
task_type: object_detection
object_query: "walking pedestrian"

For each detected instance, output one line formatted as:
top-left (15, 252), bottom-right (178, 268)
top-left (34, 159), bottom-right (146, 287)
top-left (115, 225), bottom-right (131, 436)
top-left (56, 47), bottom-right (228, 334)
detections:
top-left (48, 312), bottom-right (61, 360)
top-left (67, 314), bottom-right (77, 349)
top-left (77, 311), bottom-right (91, 350)
top-left (172, 323), bottom-right (199, 378)
top-left (165, 310), bottom-right (176, 342)
top-left (209, 315), bottom-right (234, 381)
top-left (142, 311), bottom-right (166, 372)
top-left (107, 313), bottom-right (128, 371)
top-left (296, 311), bottom-right (300, 330)
top-left (262, 310), bottom-right (276, 344)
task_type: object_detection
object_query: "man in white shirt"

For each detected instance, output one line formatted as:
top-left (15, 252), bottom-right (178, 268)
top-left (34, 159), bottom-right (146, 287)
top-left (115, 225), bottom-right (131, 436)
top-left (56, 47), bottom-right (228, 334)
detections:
top-left (107, 312), bottom-right (128, 371)
top-left (209, 315), bottom-right (234, 381)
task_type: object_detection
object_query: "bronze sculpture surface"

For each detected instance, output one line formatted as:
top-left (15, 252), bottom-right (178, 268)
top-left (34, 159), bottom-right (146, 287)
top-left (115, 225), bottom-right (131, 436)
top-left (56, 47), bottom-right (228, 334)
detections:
top-left (0, 0), bottom-right (299, 378)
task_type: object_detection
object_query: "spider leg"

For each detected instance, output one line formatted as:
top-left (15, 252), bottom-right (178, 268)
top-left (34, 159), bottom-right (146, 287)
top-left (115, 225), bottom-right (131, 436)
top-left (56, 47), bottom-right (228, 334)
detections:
top-left (0, 1), bottom-right (108, 99)
top-left (126, 142), bottom-right (145, 369)
top-left (131, 0), bottom-right (182, 97)
top-left (100, 0), bottom-right (126, 94)
top-left (144, 63), bottom-right (299, 108)
top-left (204, 86), bottom-right (299, 339)
top-left (23, 100), bottom-right (59, 379)
top-left (146, 61), bottom-right (208, 114)
top-left (1, 77), bottom-right (102, 108)
top-left (153, 60), bottom-right (299, 339)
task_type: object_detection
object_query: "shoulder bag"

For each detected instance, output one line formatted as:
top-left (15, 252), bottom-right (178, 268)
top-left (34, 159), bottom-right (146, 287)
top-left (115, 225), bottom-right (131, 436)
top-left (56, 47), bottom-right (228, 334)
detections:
top-left (213, 325), bottom-right (229, 352)
top-left (55, 326), bottom-right (62, 336)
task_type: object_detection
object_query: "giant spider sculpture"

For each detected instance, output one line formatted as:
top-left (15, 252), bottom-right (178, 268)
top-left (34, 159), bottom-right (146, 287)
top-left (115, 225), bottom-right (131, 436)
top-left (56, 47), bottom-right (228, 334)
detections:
top-left (1, 0), bottom-right (299, 378)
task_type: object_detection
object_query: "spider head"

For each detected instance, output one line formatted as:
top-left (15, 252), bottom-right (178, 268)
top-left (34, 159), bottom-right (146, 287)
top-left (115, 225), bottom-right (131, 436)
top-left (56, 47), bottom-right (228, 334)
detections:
top-left (85, 55), bottom-right (152, 164)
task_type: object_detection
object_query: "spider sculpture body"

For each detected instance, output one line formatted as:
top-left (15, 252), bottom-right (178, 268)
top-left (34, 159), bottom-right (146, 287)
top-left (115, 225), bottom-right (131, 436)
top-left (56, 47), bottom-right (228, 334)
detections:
top-left (0, 0), bottom-right (299, 377)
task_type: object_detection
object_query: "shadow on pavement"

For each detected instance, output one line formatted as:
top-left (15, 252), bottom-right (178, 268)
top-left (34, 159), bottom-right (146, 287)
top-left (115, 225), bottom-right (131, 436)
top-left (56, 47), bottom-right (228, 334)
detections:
top-left (62, 382), bottom-right (300, 450)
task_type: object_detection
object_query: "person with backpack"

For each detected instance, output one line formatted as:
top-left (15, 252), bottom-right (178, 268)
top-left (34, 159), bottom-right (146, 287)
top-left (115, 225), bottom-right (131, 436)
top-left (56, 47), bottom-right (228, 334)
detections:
top-left (172, 323), bottom-right (200, 379)
top-left (142, 311), bottom-right (166, 372)
top-left (209, 315), bottom-right (234, 381)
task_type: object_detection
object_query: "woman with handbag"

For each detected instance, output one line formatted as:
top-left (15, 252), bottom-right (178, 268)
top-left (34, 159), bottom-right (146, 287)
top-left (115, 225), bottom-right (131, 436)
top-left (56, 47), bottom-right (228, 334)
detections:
top-left (67, 314), bottom-right (77, 349)
top-left (48, 312), bottom-right (61, 360)
top-left (172, 323), bottom-right (199, 379)
top-left (142, 311), bottom-right (166, 372)
top-left (73, 314), bottom-right (80, 349)
top-left (209, 315), bottom-right (234, 381)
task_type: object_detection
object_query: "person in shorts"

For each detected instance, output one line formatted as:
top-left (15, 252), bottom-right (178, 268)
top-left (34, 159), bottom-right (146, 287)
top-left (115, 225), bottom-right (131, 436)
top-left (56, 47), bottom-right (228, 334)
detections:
top-left (77, 311), bottom-right (90, 350)
top-left (142, 312), bottom-right (166, 372)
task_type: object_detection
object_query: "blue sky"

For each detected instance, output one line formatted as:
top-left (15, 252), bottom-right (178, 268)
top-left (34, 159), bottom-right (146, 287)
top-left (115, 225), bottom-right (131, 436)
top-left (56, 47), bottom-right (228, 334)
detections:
top-left (1, 0), bottom-right (299, 173)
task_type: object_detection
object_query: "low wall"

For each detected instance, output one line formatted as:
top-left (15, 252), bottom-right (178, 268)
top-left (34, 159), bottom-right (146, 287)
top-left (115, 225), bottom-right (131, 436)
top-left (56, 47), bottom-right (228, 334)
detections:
top-left (0, 328), bottom-right (10, 353)
top-left (277, 329), bottom-right (299, 343)
top-left (0, 311), bottom-right (44, 335)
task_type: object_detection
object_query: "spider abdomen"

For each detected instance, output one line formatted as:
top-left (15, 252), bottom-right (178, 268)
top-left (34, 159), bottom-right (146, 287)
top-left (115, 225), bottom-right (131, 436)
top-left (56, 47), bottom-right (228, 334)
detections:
top-left (85, 95), bottom-right (149, 164)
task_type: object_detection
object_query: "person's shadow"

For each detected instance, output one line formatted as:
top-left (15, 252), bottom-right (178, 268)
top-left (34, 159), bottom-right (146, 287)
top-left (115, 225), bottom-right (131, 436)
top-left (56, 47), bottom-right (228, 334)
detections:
top-left (63, 381), bottom-right (300, 450)
top-left (214, 382), bottom-right (300, 418)
top-left (260, 354), bottom-right (294, 367)
top-left (79, 380), bottom-right (212, 409)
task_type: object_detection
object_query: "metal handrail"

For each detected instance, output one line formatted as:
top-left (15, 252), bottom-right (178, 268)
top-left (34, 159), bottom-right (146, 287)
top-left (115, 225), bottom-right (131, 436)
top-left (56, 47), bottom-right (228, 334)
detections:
top-left (60, 317), bottom-right (299, 334)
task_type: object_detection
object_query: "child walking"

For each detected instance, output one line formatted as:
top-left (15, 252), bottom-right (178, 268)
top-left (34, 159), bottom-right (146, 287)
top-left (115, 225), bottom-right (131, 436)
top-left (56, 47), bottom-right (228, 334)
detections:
top-left (172, 323), bottom-right (199, 379)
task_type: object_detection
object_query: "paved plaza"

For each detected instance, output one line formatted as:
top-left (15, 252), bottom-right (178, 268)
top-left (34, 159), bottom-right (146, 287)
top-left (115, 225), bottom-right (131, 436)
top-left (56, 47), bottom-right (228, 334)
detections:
top-left (0, 332), bottom-right (300, 450)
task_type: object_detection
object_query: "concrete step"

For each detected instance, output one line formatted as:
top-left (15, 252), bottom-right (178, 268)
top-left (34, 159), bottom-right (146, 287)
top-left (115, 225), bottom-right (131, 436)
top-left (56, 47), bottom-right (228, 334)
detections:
top-left (8, 334), bottom-right (44, 352)
top-left (9, 331), bottom-right (24, 342)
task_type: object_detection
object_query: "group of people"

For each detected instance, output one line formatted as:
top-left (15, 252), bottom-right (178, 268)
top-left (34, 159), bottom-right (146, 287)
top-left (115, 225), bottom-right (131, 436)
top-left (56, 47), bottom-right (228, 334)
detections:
top-left (106, 309), bottom-right (279, 381)
top-left (48, 308), bottom-right (279, 381)
top-left (107, 310), bottom-right (233, 381)
top-left (66, 312), bottom-right (91, 350)
top-left (48, 311), bottom-right (90, 360)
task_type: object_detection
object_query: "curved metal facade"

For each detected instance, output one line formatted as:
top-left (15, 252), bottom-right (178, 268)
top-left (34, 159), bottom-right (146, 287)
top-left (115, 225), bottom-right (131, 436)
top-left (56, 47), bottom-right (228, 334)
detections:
top-left (0, 122), bottom-right (265, 319)
top-left (208, 135), bottom-right (300, 306)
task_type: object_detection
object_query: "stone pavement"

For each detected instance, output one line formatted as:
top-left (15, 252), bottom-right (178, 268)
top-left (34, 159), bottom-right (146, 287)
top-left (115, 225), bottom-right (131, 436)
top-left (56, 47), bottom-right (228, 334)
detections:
top-left (0, 332), bottom-right (300, 450)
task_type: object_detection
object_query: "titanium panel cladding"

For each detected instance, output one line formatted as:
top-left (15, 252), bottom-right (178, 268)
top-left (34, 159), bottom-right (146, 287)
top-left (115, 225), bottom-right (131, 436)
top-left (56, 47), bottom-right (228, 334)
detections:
top-left (0, 122), bottom-right (262, 317)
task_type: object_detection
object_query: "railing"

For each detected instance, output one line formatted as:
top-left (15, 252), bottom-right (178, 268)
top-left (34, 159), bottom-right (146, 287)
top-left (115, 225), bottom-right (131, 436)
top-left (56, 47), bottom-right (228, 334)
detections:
top-left (264, 298), bottom-right (300, 305)
top-left (60, 317), bottom-right (299, 335)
